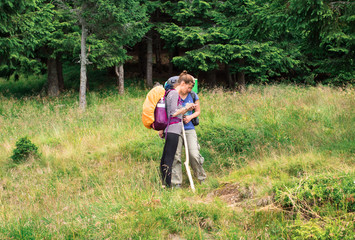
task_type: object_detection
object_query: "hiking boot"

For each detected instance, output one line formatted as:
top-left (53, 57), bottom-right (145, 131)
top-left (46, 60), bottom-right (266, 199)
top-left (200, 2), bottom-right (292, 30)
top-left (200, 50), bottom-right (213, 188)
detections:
top-left (172, 184), bottom-right (182, 189)
top-left (199, 179), bottom-right (206, 185)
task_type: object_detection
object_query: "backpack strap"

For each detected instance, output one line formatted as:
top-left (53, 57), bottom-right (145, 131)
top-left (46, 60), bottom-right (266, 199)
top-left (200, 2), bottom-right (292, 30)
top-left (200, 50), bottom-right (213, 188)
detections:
top-left (164, 89), bottom-right (182, 138)
top-left (191, 91), bottom-right (196, 103)
top-left (190, 91), bottom-right (200, 127)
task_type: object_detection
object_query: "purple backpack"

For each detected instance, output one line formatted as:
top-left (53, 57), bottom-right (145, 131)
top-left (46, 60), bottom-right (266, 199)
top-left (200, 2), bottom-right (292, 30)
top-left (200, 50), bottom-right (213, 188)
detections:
top-left (152, 89), bottom-right (181, 131)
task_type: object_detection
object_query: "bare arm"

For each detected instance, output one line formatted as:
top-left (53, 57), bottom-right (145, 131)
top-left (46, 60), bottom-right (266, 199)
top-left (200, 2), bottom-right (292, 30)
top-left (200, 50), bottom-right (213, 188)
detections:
top-left (190, 99), bottom-right (200, 118)
top-left (172, 103), bottom-right (196, 117)
top-left (183, 100), bottom-right (200, 124)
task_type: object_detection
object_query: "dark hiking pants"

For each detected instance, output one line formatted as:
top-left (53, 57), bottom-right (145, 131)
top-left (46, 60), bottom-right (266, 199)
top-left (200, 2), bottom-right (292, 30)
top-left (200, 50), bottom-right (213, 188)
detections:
top-left (160, 133), bottom-right (180, 187)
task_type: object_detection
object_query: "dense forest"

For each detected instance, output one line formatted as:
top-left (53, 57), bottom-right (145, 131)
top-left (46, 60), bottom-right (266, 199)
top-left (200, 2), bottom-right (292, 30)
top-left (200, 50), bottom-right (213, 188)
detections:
top-left (1, 1), bottom-right (354, 101)
top-left (1, 1), bottom-right (354, 239)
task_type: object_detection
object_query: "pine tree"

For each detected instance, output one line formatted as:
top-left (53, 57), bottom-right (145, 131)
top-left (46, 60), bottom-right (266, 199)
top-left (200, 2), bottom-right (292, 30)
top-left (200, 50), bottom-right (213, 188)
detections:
top-left (0, 1), bottom-right (53, 79)
top-left (58, 0), bottom-right (149, 109)
top-left (287, 0), bottom-right (355, 84)
top-left (159, 0), bottom-right (303, 89)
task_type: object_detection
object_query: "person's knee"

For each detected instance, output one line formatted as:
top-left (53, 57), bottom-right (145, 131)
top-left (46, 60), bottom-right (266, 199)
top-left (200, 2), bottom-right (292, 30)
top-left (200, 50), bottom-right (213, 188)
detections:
top-left (173, 155), bottom-right (182, 164)
top-left (190, 151), bottom-right (204, 165)
top-left (174, 147), bottom-right (182, 160)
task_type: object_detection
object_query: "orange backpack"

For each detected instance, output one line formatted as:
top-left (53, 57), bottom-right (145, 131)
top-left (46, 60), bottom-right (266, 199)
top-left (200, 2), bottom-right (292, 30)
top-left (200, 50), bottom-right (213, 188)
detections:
top-left (142, 86), bottom-right (166, 129)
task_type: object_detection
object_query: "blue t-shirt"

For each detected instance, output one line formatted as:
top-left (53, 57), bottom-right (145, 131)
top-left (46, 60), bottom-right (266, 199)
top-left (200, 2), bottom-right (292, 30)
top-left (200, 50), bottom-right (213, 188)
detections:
top-left (182, 92), bottom-right (199, 130)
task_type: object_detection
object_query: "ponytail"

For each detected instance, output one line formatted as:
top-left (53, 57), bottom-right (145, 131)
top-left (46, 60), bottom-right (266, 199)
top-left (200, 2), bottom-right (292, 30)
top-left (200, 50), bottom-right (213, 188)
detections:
top-left (177, 70), bottom-right (195, 86)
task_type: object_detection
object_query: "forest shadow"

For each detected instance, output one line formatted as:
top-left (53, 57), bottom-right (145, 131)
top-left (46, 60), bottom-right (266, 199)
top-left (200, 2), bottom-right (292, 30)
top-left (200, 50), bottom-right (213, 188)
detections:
top-left (0, 65), bottom-right (152, 99)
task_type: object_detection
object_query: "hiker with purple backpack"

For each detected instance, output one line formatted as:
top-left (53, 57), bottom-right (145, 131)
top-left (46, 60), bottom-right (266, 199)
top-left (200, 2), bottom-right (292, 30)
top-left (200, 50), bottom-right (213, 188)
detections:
top-left (164, 76), bottom-right (207, 189)
top-left (159, 71), bottom-right (196, 188)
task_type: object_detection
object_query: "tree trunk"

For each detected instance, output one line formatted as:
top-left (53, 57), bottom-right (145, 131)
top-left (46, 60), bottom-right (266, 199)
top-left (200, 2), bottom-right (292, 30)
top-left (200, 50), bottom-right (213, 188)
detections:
top-left (155, 33), bottom-right (162, 73)
top-left (206, 69), bottom-right (216, 87)
top-left (47, 58), bottom-right (59, 97)
top-left (237, 71), bottom-right (246, 93)
top-left (79, 23), bottom-right (88, 111)
top-left (226, 64), bottom-right (234, 89)
top-left (57, 57), bottom-right (64, 91)
top-left (138, 41), bottom-right (146, 78)
top-left (237, 58), bottom-right (246, 93)
top-left (168, 50), bottom-right (174, 75)
top-left (146, 31), bottom-right (153, 87)
top-left (115, 64), bottom-right (124, 94)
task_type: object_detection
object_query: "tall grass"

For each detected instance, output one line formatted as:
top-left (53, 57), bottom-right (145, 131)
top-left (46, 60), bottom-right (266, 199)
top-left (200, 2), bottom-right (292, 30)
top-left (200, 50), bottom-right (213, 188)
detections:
top-left (0, 77), bottom-right (354, 239)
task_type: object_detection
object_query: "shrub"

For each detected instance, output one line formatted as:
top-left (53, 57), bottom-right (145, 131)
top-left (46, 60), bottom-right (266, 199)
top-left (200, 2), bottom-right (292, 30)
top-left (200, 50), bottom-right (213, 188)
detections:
top-left (274, 173), bottom-right (355, 217)
top-left (199, 124), bottom-right (258, 155)
top-left (287, 217), bottom-right (354, 240)
top-left (11, 137), bottom-right (40, 163)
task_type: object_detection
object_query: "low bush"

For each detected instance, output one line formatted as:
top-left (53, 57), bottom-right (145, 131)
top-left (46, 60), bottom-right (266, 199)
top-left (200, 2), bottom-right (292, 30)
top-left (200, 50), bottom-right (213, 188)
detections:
top-left (287, 217), bottom-right (354, 240)
top-left (11, 137), bottom-right (40, 163)
top-left (274, 173), bottom-right (355, 217)
top-left (199, 124), bottom-right (258, 155)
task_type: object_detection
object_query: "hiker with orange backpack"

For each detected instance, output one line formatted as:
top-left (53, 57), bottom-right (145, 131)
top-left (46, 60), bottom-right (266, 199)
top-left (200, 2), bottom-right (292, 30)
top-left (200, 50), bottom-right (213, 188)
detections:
top-left (165, 76), bottom-right (207, 189)
top-left (158, 71), bottom-right (196, 188)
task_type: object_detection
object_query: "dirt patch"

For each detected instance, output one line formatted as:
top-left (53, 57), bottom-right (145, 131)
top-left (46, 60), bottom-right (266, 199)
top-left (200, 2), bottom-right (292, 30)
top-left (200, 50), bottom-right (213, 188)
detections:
top-left (206, 183), bottom-right (256, 206)
top-left (204, 182), bottom-right (275, 211)
top-left (168, 232), bottom-right (214, 240)
top-left (168, 234), bottom-right (186, 240)
top-left (256, 195), bottom-right (274, 207)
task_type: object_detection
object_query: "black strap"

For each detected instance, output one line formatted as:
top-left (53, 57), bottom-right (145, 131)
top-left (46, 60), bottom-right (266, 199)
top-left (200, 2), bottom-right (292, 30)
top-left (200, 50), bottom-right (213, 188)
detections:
top-left (190, 91), bottom-right (199, 126)
top-left (191, 91), bottom-right (196, 103)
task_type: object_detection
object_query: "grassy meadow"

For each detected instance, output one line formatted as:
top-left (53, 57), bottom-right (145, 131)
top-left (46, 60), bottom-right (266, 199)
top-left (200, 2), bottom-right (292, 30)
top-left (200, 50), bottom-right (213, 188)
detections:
top-left (0, 76), bottom-right (354, 239)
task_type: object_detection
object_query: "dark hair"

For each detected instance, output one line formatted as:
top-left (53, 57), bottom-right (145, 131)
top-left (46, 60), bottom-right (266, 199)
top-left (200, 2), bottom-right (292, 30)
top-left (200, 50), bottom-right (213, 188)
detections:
top-left (176, 70), bottom-right (195, 86)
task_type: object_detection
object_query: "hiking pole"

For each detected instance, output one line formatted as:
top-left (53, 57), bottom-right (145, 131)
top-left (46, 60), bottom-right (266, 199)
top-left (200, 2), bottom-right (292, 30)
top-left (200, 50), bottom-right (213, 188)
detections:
top-left (182, 124), bottom-right (195, 193)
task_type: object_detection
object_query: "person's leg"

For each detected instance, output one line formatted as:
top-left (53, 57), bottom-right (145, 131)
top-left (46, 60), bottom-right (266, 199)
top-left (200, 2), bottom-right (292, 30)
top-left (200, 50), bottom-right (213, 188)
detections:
top-left (160, 133), bottom-right (180, 187)
top-left (185, 130), bottom-right (207, 182)
top-left (171, 134), bottom-right (184, 186)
